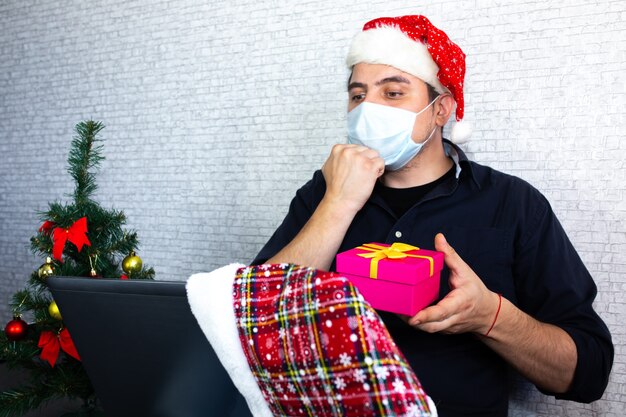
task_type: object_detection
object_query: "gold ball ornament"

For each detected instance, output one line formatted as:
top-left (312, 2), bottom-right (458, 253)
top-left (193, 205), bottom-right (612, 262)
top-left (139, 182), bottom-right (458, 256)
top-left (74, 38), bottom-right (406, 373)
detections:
top-left (48, 300), bottom-right (62, 321)
top-left (122, 251), bottom-right (143, 274)
top-left (38, 257), bottom-right (54, 279)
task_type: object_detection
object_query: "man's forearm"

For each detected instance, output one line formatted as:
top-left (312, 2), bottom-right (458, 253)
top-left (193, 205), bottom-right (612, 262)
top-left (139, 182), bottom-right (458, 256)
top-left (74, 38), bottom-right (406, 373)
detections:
top-left (481, 296), bottom-right (577, 394)
top-left (266, 197), bottom-right (357, 271)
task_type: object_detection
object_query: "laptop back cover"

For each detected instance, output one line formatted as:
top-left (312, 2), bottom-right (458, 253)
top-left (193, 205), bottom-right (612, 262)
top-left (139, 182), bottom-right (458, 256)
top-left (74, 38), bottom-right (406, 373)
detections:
top-left (47, 277), bottom-right (252, 417)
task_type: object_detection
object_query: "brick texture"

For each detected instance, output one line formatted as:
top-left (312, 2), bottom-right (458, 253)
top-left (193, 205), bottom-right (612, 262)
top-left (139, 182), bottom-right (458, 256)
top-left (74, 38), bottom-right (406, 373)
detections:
top-left (1, 1), bottom-right (624, 415)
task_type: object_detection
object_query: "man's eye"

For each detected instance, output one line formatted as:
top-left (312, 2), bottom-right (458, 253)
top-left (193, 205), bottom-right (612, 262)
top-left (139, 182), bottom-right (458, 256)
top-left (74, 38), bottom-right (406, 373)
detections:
top-left (386, 91), bottom-right (403, 98)
top-left (351, 94), bottom-right (365, 101)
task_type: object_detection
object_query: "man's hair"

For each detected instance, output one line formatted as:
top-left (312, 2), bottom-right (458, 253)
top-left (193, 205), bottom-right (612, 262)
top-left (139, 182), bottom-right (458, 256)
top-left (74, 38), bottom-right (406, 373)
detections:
top-left (425, 82), bottom-right (440, 102)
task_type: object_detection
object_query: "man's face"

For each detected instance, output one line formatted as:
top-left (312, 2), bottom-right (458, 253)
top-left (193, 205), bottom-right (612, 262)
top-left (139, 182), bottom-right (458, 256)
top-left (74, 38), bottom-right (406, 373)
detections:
top-left (347, 63), bottom-right (436, 143)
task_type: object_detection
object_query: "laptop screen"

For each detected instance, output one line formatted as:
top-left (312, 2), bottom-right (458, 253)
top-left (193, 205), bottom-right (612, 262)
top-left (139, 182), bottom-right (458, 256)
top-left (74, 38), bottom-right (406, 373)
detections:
top-left (47, 277), bottom-right (252, 417)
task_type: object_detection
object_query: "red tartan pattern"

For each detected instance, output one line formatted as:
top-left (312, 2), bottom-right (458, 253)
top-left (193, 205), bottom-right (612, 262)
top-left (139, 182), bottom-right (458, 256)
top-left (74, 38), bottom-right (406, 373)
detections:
top-left (233, 264), bottom-right (432, 417)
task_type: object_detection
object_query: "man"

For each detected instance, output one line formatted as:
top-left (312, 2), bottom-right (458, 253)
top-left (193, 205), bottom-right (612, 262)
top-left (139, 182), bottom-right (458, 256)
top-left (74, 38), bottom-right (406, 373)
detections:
top-left (253, 15), bottom-right (613, 416)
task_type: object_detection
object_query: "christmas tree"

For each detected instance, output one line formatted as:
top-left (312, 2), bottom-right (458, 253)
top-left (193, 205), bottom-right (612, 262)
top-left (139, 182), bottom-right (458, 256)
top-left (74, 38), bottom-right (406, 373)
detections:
top-left (0, 121), bottom-right (155, 416)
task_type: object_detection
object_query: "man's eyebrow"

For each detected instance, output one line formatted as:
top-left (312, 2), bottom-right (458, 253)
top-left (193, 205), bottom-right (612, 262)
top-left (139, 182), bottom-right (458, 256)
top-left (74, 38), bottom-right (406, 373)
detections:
top-left (375, 75), bottom-right (411, 86)
top-left (348, 81), bottom-right (367, 91)
top-left (348, 76), bottom-right (412, 91)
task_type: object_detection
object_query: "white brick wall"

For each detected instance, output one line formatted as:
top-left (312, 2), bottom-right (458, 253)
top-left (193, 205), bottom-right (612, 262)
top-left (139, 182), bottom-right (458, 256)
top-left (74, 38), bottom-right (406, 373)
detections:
top-left (1, 1), bottom-right (624, 415)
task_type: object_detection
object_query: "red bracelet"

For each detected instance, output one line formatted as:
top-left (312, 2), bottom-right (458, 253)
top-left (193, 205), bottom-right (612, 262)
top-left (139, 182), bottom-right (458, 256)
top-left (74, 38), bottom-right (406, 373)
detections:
top-left (484, 293), bottom-right (502, 337)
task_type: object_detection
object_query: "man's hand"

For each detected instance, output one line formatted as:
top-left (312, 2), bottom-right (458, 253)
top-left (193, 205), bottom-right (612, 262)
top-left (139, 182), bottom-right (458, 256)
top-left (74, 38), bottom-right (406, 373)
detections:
top-left (405, 233), bottom-right (578, 394)
top-left (267, 144), bottom-right (384, 271)
top-left (407, 233), bottom-right (500, 335)
top-left (321, 144), bottom-right (385, 214)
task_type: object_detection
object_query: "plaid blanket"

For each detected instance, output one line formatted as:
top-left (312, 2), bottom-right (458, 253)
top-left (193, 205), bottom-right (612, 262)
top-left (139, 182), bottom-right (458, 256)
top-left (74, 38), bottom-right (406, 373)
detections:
top-left (233, 263), bottom-right (434, 417)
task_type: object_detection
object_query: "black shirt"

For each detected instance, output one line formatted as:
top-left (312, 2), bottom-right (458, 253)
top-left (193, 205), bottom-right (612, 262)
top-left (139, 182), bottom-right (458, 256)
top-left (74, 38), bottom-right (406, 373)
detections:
top-left (253, 141), bottom-right (613, 417)
top-left (374, 164), bottom-right (456, 218)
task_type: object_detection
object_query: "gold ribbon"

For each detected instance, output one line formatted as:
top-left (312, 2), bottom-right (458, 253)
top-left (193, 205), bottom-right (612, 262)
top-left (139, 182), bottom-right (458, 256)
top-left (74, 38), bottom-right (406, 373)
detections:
top-left (356, 242), bottom-right (434, 279)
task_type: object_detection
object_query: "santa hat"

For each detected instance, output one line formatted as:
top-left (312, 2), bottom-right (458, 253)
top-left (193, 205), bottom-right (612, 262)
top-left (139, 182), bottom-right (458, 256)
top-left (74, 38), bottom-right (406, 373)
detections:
top-left (346, 15), bottom-right (471, 143)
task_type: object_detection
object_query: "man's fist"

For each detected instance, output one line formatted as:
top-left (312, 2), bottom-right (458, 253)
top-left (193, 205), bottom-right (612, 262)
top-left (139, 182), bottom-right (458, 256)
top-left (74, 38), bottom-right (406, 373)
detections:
top-left (321, 144), bottom-right (385, 213)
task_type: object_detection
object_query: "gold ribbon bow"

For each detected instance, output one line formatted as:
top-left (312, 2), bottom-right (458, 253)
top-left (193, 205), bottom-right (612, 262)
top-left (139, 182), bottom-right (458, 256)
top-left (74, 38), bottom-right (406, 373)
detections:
top-left (356, 243), bottom-right (434, 279)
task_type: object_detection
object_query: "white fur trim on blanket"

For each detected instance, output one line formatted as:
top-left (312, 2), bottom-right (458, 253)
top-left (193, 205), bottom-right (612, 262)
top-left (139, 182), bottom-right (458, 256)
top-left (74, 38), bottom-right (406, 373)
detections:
top-left (186, 264), bottom-right (272, 417)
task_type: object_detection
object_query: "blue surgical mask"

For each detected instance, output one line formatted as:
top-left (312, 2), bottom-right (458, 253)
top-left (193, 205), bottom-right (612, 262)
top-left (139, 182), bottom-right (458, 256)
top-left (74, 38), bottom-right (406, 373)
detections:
top-left (347, 100), bottom-right (437, 171)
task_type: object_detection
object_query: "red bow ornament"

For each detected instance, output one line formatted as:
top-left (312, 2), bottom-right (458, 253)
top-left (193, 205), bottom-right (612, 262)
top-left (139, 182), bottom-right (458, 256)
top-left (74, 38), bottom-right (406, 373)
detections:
top-left (50, 217), bottom-right (91, 262)
top-left (38, 328), bottom-right (81, 367)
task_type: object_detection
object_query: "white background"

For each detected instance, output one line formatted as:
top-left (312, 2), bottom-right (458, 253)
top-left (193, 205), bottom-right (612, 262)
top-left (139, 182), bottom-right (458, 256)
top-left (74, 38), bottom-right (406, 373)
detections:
top-left (0, 1), bottom-right (624, 415)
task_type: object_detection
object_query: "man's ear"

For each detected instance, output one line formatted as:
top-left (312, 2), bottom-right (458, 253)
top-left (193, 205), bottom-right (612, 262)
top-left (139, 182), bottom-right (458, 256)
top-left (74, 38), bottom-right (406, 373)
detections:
top-left (435, 94), bottom-right (455, 127)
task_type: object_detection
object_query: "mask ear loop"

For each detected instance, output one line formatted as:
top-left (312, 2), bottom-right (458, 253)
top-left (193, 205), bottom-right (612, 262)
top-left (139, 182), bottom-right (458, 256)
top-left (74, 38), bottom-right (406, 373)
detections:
top-left (414, 95), bottom-right (439, 118)
top-left (417, 123), bottom-right (438, 146)
top-left (415, 94), bottom-right (447, 145)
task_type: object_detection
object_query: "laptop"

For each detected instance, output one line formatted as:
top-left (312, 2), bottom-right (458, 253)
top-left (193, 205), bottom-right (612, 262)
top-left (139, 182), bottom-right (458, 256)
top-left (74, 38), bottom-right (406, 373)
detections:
top-left (47, 276), bottom-right (253, 417)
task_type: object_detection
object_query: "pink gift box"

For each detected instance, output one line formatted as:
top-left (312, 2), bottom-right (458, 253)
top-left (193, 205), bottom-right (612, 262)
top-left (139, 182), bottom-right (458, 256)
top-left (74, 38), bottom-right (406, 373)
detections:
top-left (336, 242), bottom-right (444, 316)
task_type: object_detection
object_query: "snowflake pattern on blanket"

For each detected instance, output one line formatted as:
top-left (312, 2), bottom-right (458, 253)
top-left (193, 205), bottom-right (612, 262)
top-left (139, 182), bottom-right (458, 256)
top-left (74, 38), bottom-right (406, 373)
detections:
top-left (233, 263), bottom-right (433, 417)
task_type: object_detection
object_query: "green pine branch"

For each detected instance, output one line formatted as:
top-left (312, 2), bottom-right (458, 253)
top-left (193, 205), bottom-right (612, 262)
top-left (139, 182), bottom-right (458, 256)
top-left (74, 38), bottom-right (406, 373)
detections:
top-left (1, 334), bottom-right (41, 368)
top-left (0, 386), bottom-right (56, 417)
top-left (0, 360), bottom-right (95, 417)
top-left (68, 121), bottom-right (104, 206)
top-left (10, 289), bottom-right (48, 316)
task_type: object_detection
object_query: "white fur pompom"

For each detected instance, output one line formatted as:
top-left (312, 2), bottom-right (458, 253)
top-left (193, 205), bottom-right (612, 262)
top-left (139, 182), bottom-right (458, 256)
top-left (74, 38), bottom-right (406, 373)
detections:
top-left (450, 120), bottom-right (472, 144)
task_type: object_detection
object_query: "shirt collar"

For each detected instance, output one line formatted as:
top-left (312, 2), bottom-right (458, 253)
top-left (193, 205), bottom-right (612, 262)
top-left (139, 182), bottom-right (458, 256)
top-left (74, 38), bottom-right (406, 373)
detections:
top-left (443, 139), bottom-right (480, 189)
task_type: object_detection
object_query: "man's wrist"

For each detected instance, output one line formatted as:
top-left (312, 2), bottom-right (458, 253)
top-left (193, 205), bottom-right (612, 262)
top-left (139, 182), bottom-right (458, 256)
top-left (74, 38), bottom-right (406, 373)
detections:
top-left (483, 292), bottom-right (503, 338)
top-left (319, 194), bottom-right (362, 220)
top-left (478, 291), bottom-right (503, 337)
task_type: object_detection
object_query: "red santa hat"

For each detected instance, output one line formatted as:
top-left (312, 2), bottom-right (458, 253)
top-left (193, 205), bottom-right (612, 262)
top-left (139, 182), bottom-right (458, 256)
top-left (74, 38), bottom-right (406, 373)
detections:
top-left (346, 15), bottom-right (471, 143)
